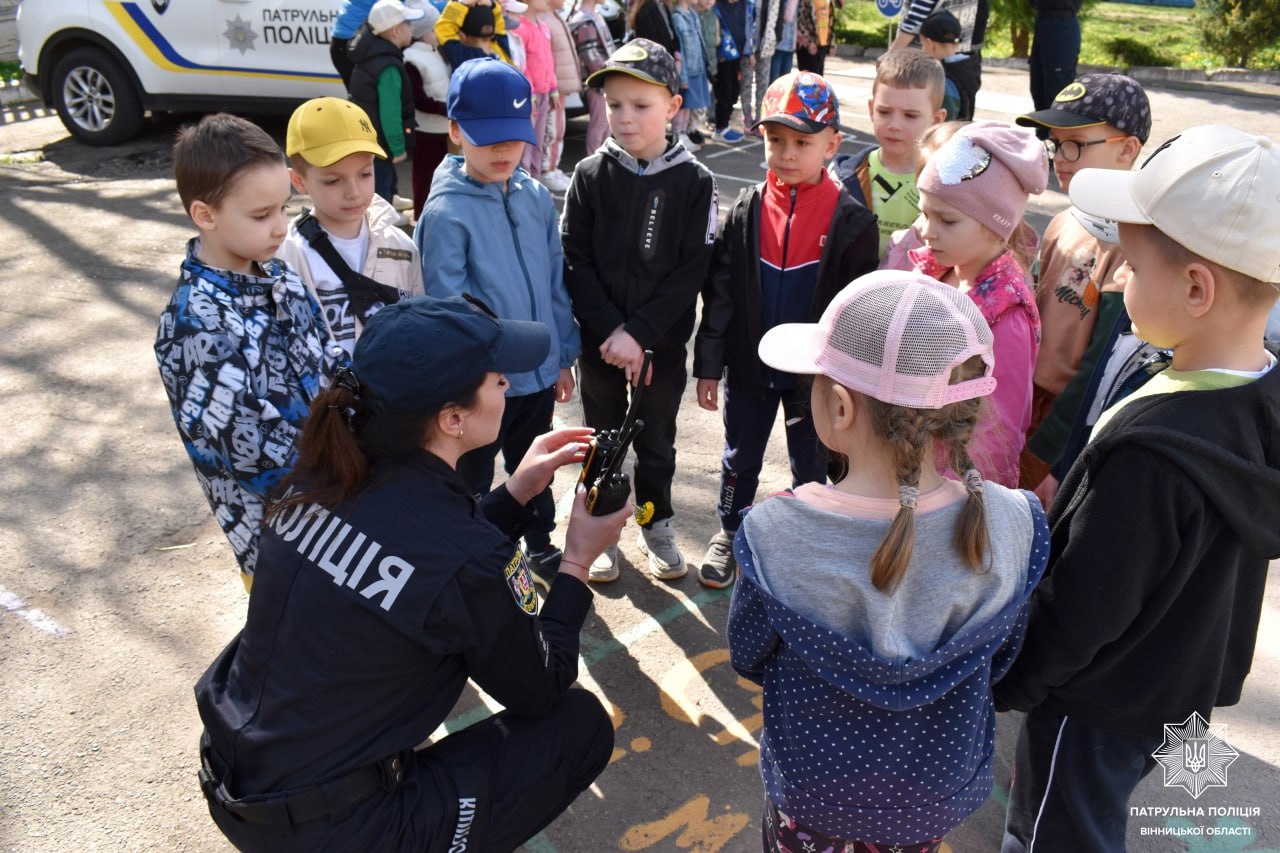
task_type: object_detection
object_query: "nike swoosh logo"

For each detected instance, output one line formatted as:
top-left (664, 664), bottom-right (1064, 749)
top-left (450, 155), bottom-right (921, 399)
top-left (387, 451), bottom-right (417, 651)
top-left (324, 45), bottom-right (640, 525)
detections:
top-left (514, 98), bottom-right (528, 108)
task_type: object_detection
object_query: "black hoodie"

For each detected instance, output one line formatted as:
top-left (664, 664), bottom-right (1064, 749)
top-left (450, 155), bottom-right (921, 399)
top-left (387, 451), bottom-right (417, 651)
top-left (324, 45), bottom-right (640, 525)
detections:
top-left (995, 352), bottom-right (1280, 735)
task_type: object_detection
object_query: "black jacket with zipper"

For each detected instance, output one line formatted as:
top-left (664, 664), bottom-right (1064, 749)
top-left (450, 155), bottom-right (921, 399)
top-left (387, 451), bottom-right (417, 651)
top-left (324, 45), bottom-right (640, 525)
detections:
top-left (693, 178), bottom-right (878, 397)
top-left (561, 138), bottom-right (718, 351)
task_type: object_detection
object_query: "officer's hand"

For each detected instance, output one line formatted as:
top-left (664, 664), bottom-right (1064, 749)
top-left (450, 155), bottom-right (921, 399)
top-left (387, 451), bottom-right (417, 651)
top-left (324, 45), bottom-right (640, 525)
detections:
top-left (507, 426), bottom-right (594, 505)
top-left (561, 489), bottom-right (630, 583)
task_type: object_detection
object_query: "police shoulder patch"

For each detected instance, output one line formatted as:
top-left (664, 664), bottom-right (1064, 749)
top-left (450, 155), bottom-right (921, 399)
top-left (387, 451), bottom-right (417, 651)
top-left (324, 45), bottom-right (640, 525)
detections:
top-left (503, 548), bottom-right (539, 616)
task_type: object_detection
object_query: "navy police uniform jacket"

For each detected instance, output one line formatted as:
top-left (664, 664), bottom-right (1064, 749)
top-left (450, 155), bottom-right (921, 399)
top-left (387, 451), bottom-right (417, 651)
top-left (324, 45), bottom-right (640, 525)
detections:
top-left (195, 450), bottom-right (593, 809)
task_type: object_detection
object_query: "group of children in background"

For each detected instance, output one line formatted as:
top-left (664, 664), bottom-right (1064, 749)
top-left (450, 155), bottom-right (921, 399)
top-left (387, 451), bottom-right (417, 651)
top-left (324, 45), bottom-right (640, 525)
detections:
top-left (156, 7), bottom-right (1280, 848)
top-left (332, 0), bottom-right (857, 216)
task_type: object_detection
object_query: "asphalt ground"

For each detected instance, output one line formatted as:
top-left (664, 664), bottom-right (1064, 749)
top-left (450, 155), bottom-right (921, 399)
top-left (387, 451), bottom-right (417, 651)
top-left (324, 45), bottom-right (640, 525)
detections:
top-left (0, 55), bottom-right (1278, 852)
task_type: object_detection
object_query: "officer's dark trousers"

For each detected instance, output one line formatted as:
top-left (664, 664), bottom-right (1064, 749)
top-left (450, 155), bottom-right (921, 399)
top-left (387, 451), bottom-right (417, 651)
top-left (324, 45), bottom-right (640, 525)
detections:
top-left (414, 686), bottom-right (614, 852)
top-left (1029, 14), bottom-right (1081, 113)
top-left (577, 344), bottom-right (687, 526)
top-left (1002, 706), bottom-right (1160, 853)
top-left (458, 386), bottom-right (557, 548)
top-left (717, 382), bottom-right (826, 533)
top-left (207, 687), bottom-right (613, 853)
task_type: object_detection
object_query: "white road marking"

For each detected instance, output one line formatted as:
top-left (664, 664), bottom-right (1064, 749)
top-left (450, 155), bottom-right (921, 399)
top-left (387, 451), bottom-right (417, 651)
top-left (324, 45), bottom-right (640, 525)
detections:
top-left (0, 583), bottom-right (70, 636)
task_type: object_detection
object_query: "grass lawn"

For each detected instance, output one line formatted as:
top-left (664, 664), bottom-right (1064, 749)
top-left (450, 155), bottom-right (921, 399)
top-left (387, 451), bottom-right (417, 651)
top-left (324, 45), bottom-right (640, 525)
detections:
top-left (835, 0), bottom-right (1280, 70)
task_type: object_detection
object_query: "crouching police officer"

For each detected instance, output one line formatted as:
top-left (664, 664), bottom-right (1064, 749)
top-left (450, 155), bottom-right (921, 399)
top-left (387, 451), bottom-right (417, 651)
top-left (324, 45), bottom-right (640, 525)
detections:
top-left (195, 294), bottom-right (629, 852)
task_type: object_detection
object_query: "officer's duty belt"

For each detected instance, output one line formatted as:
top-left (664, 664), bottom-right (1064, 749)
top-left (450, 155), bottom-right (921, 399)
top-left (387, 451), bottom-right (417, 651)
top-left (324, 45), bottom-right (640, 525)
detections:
top-left (199, 745), bottom-right (411, 827)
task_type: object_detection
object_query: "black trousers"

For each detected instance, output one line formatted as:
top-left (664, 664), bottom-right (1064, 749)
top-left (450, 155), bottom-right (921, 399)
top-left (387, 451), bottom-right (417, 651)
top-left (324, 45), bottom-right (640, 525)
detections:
top-left (207, 687), bottom-right (614, 853)
top-left (458, 387), bottom-right (558, 548)
top-left (795, 45), bottom-right (829, 76)
top-left (330, 37), bottom-right (354, 91)
top-left (577, 344), bottom-right (688, 526)
top-left (1003, 706), bottom-right (1161, 853)
top-left (713, 58), bottom-right (742, 131)
top-left (1029, 15), bottom-right (1081, 114)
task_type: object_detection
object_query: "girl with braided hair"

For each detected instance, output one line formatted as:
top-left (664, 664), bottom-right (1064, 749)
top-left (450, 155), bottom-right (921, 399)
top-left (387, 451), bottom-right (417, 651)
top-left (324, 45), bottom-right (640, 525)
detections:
top-left (727, 270), bottom-right (1050, 852)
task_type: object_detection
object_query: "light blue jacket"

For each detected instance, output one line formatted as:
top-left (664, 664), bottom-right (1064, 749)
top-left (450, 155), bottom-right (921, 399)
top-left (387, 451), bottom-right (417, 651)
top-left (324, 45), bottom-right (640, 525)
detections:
top-left (415, 156), bottom-right (580, 396)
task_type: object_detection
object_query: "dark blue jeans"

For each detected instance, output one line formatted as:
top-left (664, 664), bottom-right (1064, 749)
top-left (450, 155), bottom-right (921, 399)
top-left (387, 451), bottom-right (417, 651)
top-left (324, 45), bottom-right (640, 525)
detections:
top-left (769, 50), bottom-right (793, 81)
top-left (373, 156), bottom-right (398, 205)
top-left (1030, 15), bottom-right (1082, 113)
top-left (1003, 706), bottom-right (1161, 853)
top-left (457, 387), bottom-right (557, 549)
top-left (717, 382), bottom-right (826, 533)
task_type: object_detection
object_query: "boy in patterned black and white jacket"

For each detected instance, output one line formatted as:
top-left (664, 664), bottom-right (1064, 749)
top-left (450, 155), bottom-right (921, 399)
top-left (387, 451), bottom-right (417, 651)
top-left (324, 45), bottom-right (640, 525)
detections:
top-left (154, 113), bottom-right (342, 591)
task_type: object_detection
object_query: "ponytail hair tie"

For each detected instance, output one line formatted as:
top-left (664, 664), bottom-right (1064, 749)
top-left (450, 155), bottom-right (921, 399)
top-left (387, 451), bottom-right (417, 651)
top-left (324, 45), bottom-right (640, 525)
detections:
top-left (962, 468), bottom-right (984, 495)
top-left (332, 366), bottom-right (361, 396)
top-left (897, 484), bottom-right (919, 511)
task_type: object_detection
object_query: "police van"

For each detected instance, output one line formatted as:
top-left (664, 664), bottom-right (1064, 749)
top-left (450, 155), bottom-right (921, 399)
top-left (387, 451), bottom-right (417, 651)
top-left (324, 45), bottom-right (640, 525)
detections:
top-left (18, 0), bottom-right (627, 147)
top-left (18, 1), bottom-right (346, 145)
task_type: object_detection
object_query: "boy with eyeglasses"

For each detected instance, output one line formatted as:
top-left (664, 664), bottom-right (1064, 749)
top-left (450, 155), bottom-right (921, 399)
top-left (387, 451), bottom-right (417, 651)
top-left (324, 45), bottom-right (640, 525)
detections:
top-left (1013, 73), bottom-right (1151, 498)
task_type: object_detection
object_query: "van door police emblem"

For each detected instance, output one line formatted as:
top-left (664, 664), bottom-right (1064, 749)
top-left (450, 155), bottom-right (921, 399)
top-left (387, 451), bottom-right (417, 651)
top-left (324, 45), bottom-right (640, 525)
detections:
top-left (224, 16), bottom-right (259, 55)
top-left (504, 550), bottom-right (538, 615)
top-left (151, 0), bottom-right (170, 13)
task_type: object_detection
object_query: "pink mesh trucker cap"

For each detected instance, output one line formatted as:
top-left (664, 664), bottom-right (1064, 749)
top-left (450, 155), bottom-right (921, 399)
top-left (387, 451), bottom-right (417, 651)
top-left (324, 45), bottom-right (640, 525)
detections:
top-left (758, 270), bottom-right (998, 409)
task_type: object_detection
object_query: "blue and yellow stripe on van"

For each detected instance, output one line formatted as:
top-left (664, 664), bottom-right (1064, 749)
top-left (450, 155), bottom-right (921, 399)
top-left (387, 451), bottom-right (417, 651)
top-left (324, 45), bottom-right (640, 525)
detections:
top-left (107, 1), bottom-right (341, 83)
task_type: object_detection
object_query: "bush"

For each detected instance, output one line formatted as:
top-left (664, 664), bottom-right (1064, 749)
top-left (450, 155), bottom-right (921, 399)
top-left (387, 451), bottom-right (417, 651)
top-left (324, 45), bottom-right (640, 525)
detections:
top-left (1196, 0), bottom-right (1280, 68)
top-left (1101, 36), bottom-right (1173, 68)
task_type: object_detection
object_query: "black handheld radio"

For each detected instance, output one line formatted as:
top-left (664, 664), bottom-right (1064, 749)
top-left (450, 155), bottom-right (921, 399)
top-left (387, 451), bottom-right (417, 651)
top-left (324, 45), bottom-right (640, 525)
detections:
top-left (578, 350), bottom-right (652, 515)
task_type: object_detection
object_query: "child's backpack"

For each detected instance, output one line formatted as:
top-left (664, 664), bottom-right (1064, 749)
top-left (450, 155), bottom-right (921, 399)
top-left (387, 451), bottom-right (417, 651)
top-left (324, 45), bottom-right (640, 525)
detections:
top-left (571, 15), bottom-right (610, 75)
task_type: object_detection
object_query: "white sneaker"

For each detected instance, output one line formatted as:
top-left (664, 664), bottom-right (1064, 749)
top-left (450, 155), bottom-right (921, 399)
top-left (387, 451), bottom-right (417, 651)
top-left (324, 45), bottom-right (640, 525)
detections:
top-left (541, 169), bottom-right (572, 192)
top-left (636, 519), bottom-right (687, 580)
top-left (391, 194), bottom-right (414, 211)
top-left (588, 545), bottom-right (619, 583)
top-left (677, 133), bottom-right (701, 153)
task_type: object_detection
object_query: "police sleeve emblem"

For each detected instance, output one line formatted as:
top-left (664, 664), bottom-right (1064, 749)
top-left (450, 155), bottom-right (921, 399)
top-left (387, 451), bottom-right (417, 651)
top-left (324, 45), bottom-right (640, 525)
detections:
top-left (503, 548), bottom-right (539, 616)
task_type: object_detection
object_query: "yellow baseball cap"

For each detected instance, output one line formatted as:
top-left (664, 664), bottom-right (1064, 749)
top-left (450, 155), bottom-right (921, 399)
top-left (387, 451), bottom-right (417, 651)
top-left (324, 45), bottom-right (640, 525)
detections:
top-left (286, 97), bottom-right (386, 167)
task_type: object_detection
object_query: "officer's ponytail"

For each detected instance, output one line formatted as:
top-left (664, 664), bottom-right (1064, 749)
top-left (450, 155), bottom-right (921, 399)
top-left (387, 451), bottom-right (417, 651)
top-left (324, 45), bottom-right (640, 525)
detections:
top-left (267, 367), bottom-right (482, 518)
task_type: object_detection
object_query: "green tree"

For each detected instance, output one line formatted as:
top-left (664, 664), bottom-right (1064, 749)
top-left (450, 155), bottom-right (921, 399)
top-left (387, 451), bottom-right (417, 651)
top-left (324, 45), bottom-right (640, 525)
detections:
top-left (988, 0), bottom-right (1034, 58)
top-left (988, 0), bottom-right (1104, 60)
top-left (1196, 0), bottom-right (1280, 68)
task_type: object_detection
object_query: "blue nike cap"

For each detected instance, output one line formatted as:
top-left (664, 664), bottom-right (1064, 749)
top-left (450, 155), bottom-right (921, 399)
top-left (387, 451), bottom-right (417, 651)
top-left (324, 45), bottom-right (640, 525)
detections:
top-left (446, 56), bottom-right (538, 147)
top-left (354, 295), bottom-right (550, 412)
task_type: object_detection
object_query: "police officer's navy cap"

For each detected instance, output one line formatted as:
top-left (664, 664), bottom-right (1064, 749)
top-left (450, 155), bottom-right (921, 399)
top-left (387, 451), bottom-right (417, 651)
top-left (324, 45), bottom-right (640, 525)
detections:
top-left (354, 295), bottom-right (551, 412)
top-left (447, 56), bottom-right (539, 147)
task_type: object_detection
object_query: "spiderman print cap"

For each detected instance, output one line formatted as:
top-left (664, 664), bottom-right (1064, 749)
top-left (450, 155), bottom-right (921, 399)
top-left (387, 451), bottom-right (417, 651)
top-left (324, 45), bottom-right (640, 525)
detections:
top-left (752, 71), bottom-right (840, 134)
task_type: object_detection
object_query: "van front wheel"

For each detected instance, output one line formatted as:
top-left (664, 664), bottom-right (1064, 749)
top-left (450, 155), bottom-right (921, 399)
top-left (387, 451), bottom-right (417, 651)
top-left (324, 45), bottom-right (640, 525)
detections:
top-left (51, 47), bottom-right (145, 145)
